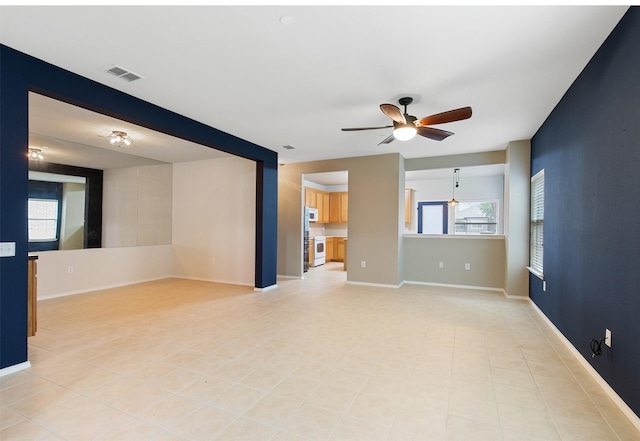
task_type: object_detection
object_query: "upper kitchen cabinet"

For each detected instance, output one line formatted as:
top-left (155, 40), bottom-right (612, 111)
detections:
top-left (329, 192), bottom-right (348, 223)
top-left (305, 187), bottom-right (317, 209)
top-left (319, 191), bottom-right (330, 223)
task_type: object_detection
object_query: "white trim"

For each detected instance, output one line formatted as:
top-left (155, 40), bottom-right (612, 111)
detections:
top-left (404, 234), bottom-right (505, 240)
top-left (530, 302), bottom-right (640, 432)
top-left (277, 274), bottom-right (302, 280)
top-left (403, 280), bottom-right (505, 295)
top-left (0, 361), bottom-right (31, 377)
top-left (346, 280), bottom-right (403, 289)
top-left (254, 284), bottom-right (278, 292)
top-left (503, 292), bottom-right (530, 300)
top-left (527, 266), bottom-right (544, 280)
top-left (175, 276), bottom-right (254, 288)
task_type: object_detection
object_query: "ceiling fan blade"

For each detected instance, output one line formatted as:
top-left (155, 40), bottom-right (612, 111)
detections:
top-left (416, 107), bottom-right (472, 127)
top-left (417, 126), bottom-right (454, 141)
top-left (377, 133), bottom-right (395, 146)
top-left (380, 104), bottom-right (406, 124)
top-left (341, 125), bottom-right (393, 131)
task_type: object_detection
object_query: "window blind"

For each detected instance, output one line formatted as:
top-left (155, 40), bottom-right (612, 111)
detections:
top-left (530, 170), bottom-right (544, 273)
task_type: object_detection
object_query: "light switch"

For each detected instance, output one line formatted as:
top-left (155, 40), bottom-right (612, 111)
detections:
top-left (0, 242), bottom-right (16, 257)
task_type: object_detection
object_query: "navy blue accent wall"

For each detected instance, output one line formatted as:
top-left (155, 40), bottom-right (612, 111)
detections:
top-left (530, 8), bottom-right (640, 416)
top-left (0, 45), bottom-right (278, 370)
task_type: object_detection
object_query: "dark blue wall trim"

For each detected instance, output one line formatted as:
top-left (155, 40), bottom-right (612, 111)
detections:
top-left (0, 45), bottom-right (278, 370)
top-left (530, 7), bottom-right (639, 416)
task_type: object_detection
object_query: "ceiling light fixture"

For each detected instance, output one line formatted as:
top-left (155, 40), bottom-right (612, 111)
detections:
top-left (106, 131), bottom-right (133, 147)
top-left (393, 122), bottom-right (417, 141)
top-left (28, 147), bottom-right (45, 160)
top-left (448, 168), bottom-right (460, 206)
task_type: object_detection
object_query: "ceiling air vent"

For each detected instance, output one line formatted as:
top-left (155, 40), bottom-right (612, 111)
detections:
top-left (104, 65), bottom-right (144, 83)
top-left (281, 145), bottom-right (296, 150)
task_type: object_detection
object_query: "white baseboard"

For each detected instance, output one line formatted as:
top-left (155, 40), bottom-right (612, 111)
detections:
top-left (255, 284), bottom-right (278, 292)
top-left (530, 301), bottom-right (640, 432)
top-left (403, 280), bottom-right (505, 295)
top-left (38, 276), bottom-right (171, 300)
top-left (346, 280), bottom-right (403, 289)
top-left (0, 361), bottom-right (31, 377)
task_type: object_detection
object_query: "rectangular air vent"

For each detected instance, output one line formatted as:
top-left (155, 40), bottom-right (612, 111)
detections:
top-left (104, 65), bottom-right (144, 82)
top-left (281, 145), bottom-right (296, 150)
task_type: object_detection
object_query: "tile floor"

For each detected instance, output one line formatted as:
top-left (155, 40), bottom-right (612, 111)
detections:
top-left (1, 262), bottom-right (639, 440)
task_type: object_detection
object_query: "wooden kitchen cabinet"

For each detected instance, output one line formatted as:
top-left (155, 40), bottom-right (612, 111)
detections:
top-left (329, 192), bottom-right (348, 223)
top-left (326, 237), bottom-right (335, 261)
top-left (305, 188), bottom-right (317, 209)
top-left (320, 191), bottom-right (330, 223)
top-left (28, 256), bottom-right (37, 337)
top-left (336, 238), bottom-right (346, 262)
top-left (405, 188), bottom-right (413, 225)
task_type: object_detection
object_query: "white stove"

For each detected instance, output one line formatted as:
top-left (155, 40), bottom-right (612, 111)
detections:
top-left (313, 236), bottom-right (326, 267)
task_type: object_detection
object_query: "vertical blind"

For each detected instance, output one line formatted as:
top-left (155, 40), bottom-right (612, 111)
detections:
top-left (530, 170), bottom-right (544, 273)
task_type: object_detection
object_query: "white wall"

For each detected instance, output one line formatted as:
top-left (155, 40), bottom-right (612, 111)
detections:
top-left (33, 245), bottom-right (173, 299)
top-left (172, 156), bottom-right (256, 286)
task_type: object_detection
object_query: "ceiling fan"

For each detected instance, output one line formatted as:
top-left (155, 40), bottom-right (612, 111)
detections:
top-left (342, 97), bottom-right (472, 146)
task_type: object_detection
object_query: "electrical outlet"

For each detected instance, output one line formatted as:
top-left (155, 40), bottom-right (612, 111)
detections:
top-left (439, 262), bottom-right (444, 269)
top-left (605, 329), bottom-right (612, 347)
top-left (68, 266), bottom-right (74, 274)
top-left (464, 263), bottom-right (470, 270)
top-left (360, 261), bottom-right (366, 268)
top-left (543, 281), bottom-right (547, 291)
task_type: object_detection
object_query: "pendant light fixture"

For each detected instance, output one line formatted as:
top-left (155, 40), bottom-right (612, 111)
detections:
top-left (106, 130), bottom-right (133, 147)
top-left (448, 168), bottom-right (460, 206)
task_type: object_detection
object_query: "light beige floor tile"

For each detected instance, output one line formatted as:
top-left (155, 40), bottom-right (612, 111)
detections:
top-left (345, 393), bottom-right (400, 430)
top-left (5, 276), bottom-right (635, 441)
top-left (0, 418), bottom-right (57, 441)
top-left (210, 383), bottom-right (267, 415)
top-left (54, 406), bottom-right (132, 441)
top-left (497, 405), bottom-right (560, 440)
top-left (214, 416), bottom-right (278, 440)
top-left (98, 417), bottom-right (165, 440)
top-left (169, 404), bottom-right (237, 441)
top-left (0, 407), bottom-right (25, 431)
top-left (243, 393), bottom-right (303, 427)
top-left (552, 414), bottom-right (619, 441)
top-left (139, 394), bottom-right (203, 429)
top-left (282, 403), bottom-right (342, 441)
top-left (30, 395), bottom-right (107, 431)
top-left (270, 374), bottom-right (322, 402)
top-left (329, 416), bottom-right (389, 440)
top-left (446, 415), bottom-right (503, 441)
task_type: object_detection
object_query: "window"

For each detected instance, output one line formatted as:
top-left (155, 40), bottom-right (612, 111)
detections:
top-left (453, 201), bottom-right (498, 235)
top-left (417, 202), bottom-right (449, 234)
top-left (28, 199), bottom-right (59, 241)
top-left (529, 170), bottom-right (544, 277)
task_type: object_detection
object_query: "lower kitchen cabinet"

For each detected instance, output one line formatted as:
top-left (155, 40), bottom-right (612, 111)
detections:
top-left (326, 237), bottom-right (335, 261)
top-left (335, 238), bottom-right (345, 262)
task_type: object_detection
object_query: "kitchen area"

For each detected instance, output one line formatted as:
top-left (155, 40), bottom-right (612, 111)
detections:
top-left (303, 171), bottom-right (348, 273)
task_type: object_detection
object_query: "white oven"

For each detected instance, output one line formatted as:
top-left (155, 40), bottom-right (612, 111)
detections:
top-left (313, 236), bottom-right (326, 267)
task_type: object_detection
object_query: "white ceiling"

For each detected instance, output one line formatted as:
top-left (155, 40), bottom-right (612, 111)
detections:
top-left (0, 5), bottom-right (629, 171)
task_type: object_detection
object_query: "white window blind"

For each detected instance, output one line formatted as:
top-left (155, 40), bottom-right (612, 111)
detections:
top-left (28, 198), bottom-right (59, 241)
top-left (530, 170), bottom-right (544, 274)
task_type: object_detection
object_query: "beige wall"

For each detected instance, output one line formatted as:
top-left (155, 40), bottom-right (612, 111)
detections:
top-left (403, 236), bottom-right (506, 289)
top-left (102, 163), bottom-right (173, 248)
top-left (504, 140), bottom-right (531, 296)
top-left (278, 153), bottom-right (403, 286)
top-left (172, 156), bottom-right (256, 286)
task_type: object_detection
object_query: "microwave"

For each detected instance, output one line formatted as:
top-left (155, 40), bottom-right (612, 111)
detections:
top-left (308, 208), bottom-right (319, 222)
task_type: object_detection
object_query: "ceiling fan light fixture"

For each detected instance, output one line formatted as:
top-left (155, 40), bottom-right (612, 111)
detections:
top-left (393, 125), bottom-right (417, 141)
top-left (106, 130), bottom-right (133, 147)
